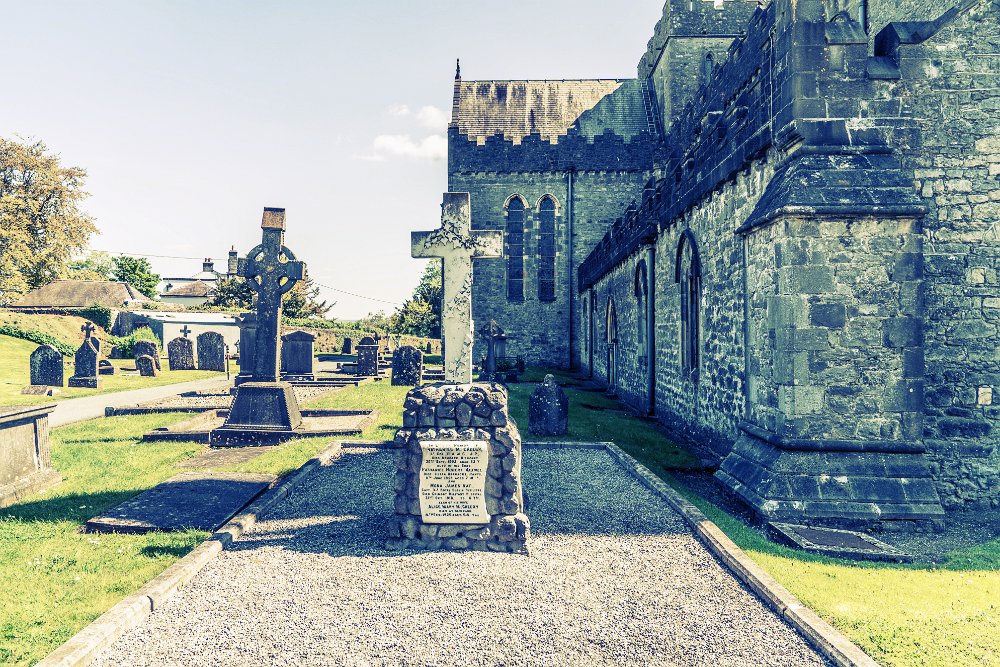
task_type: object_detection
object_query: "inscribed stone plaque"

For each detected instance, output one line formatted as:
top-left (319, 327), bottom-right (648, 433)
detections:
top-left (418, 440), bottom-right (489, 524)
top-left (167, 337), bottom-right (196, 371)
top-left (197, 331), bottom-right (226, 371)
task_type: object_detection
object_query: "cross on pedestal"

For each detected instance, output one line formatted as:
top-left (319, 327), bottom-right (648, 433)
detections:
top-left (180, 325), bottom-right (192, 338)
top-left (412, 192), bottom-right (502, 383)
top-left (81, 322), bottom-right (96, 340)
top-left (237, 207), bottom-right (305, 382)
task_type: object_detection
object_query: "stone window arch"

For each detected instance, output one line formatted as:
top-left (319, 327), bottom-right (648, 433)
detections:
top-left (505, 195), bottom-right (526, 301)
top-left (582, 294), bottom-right (591, 362)
top-left (703, 53), bottom-right (715, 86)
top-left (676, 230), bottom-right (701, 381)
top-left (537, 195), bottom-right (558, 302)
top-left (635, 260), bottom-right (648, 357)
top-left (606, 298), bottom-right (618, 387)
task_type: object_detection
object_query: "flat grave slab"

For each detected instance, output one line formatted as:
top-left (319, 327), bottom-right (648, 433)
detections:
top-left (84, 471), bottom-right (273, 534)
top-left (175, 446), bottom-right (278, 469)
top-left (769, 522), bottom-right (914, 562)
top-left (142, 409), bottom-right (378, 444)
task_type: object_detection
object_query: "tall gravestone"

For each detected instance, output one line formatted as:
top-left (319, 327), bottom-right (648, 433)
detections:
top-left (235, 313), bottom-right (257, 385)
top-left (0, 404), bottom-right (61, 508)
top-left (390, 192), bottom-right (527, 553)
top-left (212, 208), bottom-right (305, 445)
top-left (281, 330), bottom-right (315, 381)
top-left (197, 332), bottom-right (226, 372)
top-left (391, 346), bottom-right (423, 386)
top-left (132, 340), bottom-right (160, 371)
top-left (529, 375), bottom-right (569, 436)
top-left (30, 345), bottom-right (64, 388)
top-left (341, 336), bottom-right (353, 355)
top-left (478, 319), bottom-right (504, 381)
top-left (167, 327), bottom-right (196, 371)
top-left (356, 337), bottom-right (379, 376)
top-left (68, 339), bottom-right (100, 389)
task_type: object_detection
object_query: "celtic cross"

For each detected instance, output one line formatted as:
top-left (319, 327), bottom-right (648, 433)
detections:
top-left (180, 325), bottom-right (192, 338)
top-left (412, 192), bottom-right (502, 383)
top-left (238, 207), bottom-right (305, 382)
top-left (81, 322), bottom-right (96, 340)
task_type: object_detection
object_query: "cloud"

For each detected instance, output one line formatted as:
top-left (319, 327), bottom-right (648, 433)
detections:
top-left (386, 104), bottom-right (411, 117)
top-left (415, 106), bottom-right (449, 131)
top-left (370, 134), bottom-right (447, 161)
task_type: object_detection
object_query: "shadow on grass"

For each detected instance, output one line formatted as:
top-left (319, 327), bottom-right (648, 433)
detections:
top-left (0, 490), bottom-right (143, 525)
top-left (139, 543), bottom-right (198, 559)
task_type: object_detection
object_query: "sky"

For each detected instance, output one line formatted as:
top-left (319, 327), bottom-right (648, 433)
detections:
top-left (3, 1), bottom-right (664, 319)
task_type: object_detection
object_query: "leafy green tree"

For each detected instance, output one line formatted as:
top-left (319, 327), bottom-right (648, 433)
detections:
top-left (210, 276), bottom-right (254, 309)
top-left (0, 137), bottom-right (96, 305)
top-left (391, 261), bottom-right (442, 338)
top-left (357, 310), bottom-right (393, 333)
top-left (66, 251), bottom-right (113, 281)
top-left (111, 255), bottom-right (160, 298)
top-left (281, 274), bottom-right (333, 319)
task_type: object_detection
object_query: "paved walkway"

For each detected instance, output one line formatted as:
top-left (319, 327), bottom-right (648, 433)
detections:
top-left (93, 447), bottom-right (828, 667)
top-left (49, 376), bottom-right (231, 428)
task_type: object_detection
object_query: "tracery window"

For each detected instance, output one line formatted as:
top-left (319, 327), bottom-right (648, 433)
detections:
top-left (506, 196), bottom-right (525, 301)
top-left (538, 196), bottom-right (557, 302)
top-left (676, 231), bottom-right (701, 380)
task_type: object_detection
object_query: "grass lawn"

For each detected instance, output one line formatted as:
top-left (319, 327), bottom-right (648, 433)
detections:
top-left (0, 335), bottom-right (223, 408)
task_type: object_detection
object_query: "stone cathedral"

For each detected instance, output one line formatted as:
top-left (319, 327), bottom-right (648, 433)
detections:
top-left (451, 0), bottom-right (1000, 527)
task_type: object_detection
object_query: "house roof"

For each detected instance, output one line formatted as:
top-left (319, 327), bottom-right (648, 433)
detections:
top-left (162, 280), bottom-right (214, 298)
top-left (15, 280), bottom-right (150, 308)
top-left (452, 79), bottom-right (660, 143)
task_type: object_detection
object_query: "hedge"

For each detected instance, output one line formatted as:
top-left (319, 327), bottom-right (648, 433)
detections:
top-left (108, 326), bottom-right (159, 357)
top-left (0, 325), bottom-right (77, 356)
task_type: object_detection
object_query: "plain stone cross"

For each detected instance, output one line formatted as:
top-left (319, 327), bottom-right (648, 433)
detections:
top-left (81, 322), bottom-right (96, 340)
top-left (237, 207), bottom-right (305, 383)
top-left (412, 192), bottom-right (502, 383)
top-left (180, 325), bottom-right (192, 338)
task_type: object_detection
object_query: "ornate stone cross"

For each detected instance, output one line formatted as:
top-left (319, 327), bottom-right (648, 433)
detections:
top-left (180, 325), bottom-right (192, 338)
top-left (238, 207), bottom-right (305, 382)
top-left (81, 322), bottom-right (96, 340)
top-left (412, 192), bottom-right (502, 383)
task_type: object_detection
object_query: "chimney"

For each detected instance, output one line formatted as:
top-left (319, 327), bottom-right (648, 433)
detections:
top-left (203, 258), bottom-right (214, 273)
top-left (228, 246), bottom-right (238, 276)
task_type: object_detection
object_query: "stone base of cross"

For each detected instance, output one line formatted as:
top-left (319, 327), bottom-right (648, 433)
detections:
top-left (411, 192), bottom-right (502, 383)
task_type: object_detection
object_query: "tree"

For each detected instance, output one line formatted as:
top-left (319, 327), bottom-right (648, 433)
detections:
top-left (111, 255), bottom-right (160, 298)
top-left (210, 276), bottom-right (254, 309)
top-left (391, 261), bottom-right (442, 338)
top-left (66, 251), bottom-right (113, 281)
top-left (357, 310), bottom-right (393, 333)
top-left (0, 137), bottom-right (96, 305)
top-left (281, 274), bottom-right (333, 320)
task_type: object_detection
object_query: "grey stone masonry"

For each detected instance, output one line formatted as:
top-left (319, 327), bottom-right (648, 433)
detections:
top-left (167, 337), bottom-right (196, 371)
top-left (132, 340), bottom-right (160, 371)
top-left (68, 339), bottom-right (100, 389)
top-left (529, 375), bottom-right (568, 436)
top-left (0, 404), bottom-right (60, 509)
top-left (391, 346), bottom-right (423, 386)
top-left (197, 332), bottom-right (226, 372)
top-left (136, 355), bottom-right (158, 377)
top-left (390, 383), bottom-right (529, 554)
top-left (30, 345), bottom-right (63, 388)
top-left (356, 337), bottom-right (379, 377)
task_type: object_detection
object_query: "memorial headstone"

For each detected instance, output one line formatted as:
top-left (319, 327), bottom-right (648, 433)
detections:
top-left (136, 354), bottom-right (158, 377)
top-left (280, 330), bottom-right (315, 381)
top-left (98, 359), bottom-right (116, 376)
top-left (132, 340), bottom-right (161, 371)
top-left (356, 336), bottom-right (379, 376)
top-left (167, 335), bottom-right (196, 371)
top-left (478, 319), bottom-right (504, 381)
top-left (341, 336), bottom-right (353, 355)
top-left (391, 346), bottom-right (424, 386)
top-left (197, 332), bottom-right (226, 372)
top-left (235, 313), bottom-right (257, 385)
top-left (68, 339), bottom-right (100, 389)
top-left (529, 375), bottom-right (569, 436)
top-left (0, 404), bottom-right (61, 508)
top-left (29, 345), bottom-right (63, 387)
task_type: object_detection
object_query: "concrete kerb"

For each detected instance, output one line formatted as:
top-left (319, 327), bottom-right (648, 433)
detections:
top-left (36, 441), bottom-right (346, 667)
top-left (600, 442), bottom-right (880, 667)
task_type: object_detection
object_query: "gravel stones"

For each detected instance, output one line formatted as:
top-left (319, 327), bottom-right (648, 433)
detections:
top-left (90, 447), bottom-right (828, 667)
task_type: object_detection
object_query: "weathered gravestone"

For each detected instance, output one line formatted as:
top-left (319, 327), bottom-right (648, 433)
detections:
top-left (136, 355), bottom-right (158, 377)
top-left (167, 334), bottom-right (196, 371)
top-left (529, 374), bottom-right (569, 436)
top-left (281, 330), bottom-right (315, 381)
top-left (235, 313), bottom-right (256, 385)
top-left (212, 208), bottom-right (305, 445)
top-left (341, 336), bottom-right (353, 355)
top-left (132, 340), bottom-right (161, 371)
top-left (29, 345), bottom-right (63, 387)
top-left (478, 319), bottom-right (504, 381)
top-left (98, 359), bottom-right (115, 376)
top-left (0, 404), bottom-right (61, 508)
top-left (391, 345), bottom-right (423, 386)
top-left (391, 192), bottom-right (526, 553)
top-left (197, 332), bottom-right (226, 372)
top-left (356, 337), bottom-right (379, 376)
top-left (68, 339), bottom-right (100, 389)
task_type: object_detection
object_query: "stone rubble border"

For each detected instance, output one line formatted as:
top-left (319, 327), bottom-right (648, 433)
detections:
top-left (38, 439), bottom-right (879, 667)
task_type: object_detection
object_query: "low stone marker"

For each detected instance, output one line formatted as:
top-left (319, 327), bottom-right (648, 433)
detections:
top-left (390, 383), bottom-right (529, 553)
top-left (281, 330), bottom-right (315, 381)
top-left (0, 404), bottom-right (61, 508)
top-left (29, 344), bottom-right (63, 387)
top-left (356, 336), bottom-right (379, 376)
top-left (133, 340), bottom-right (161, 371)
top-left (341, 337), bottom-right (353, 355)
top-left (529, 375), bottom-right (568, 436)
top-left (68, 339), bottom-right (100, 389)
top-left (235, 313), bottom-right (257, 385)
top-left (168, 336), bottom-right (196, 371)
top-left (99, 359), bottom-right (116, 376)
top-left (391, 345), bottom-right (423, 386)
top-left (197, 331), bottom-right (226, 371)
top-left (136, 355), bottom-right (158, 377)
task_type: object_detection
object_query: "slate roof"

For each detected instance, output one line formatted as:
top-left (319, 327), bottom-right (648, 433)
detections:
top-left (15, 280), bottom-right (151, 308)
top-left (162, 280), bottom-right (214, 298)
top-left (452, 79), bottom-right (660, 143)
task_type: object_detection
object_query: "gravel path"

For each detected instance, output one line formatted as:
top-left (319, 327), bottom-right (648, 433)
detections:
top-left (93, 447), bottom-right (828, 667)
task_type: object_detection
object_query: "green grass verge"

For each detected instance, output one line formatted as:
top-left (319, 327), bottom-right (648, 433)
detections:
top-left (0, 335), bottom-right (223, 407)
top-left (0, 413), bottom-right (207, 667)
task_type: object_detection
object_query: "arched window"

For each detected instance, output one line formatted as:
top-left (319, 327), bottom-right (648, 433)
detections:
top-left (635, 261), bottom-right (648, 357)
top-left (606, 298), bottom-right (618, 387)
top-left (538, 196), bottom-right (557, 302)
top-left (582, 295), bottom-right (590, 360)
top-left (676, 231), bottom-right (701, 380)
top-left (703, 53), bottom-right (715, 85)
top-left (505, 197), bottom-right (525, 301)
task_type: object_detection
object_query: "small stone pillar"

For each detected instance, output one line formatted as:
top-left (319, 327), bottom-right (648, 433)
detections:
top-left (341, 336), bottom-right (353, 355)
top-left (390, 383), bottom-right (529, 554)
top-left (235, 312), bottom-right (257, 385)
